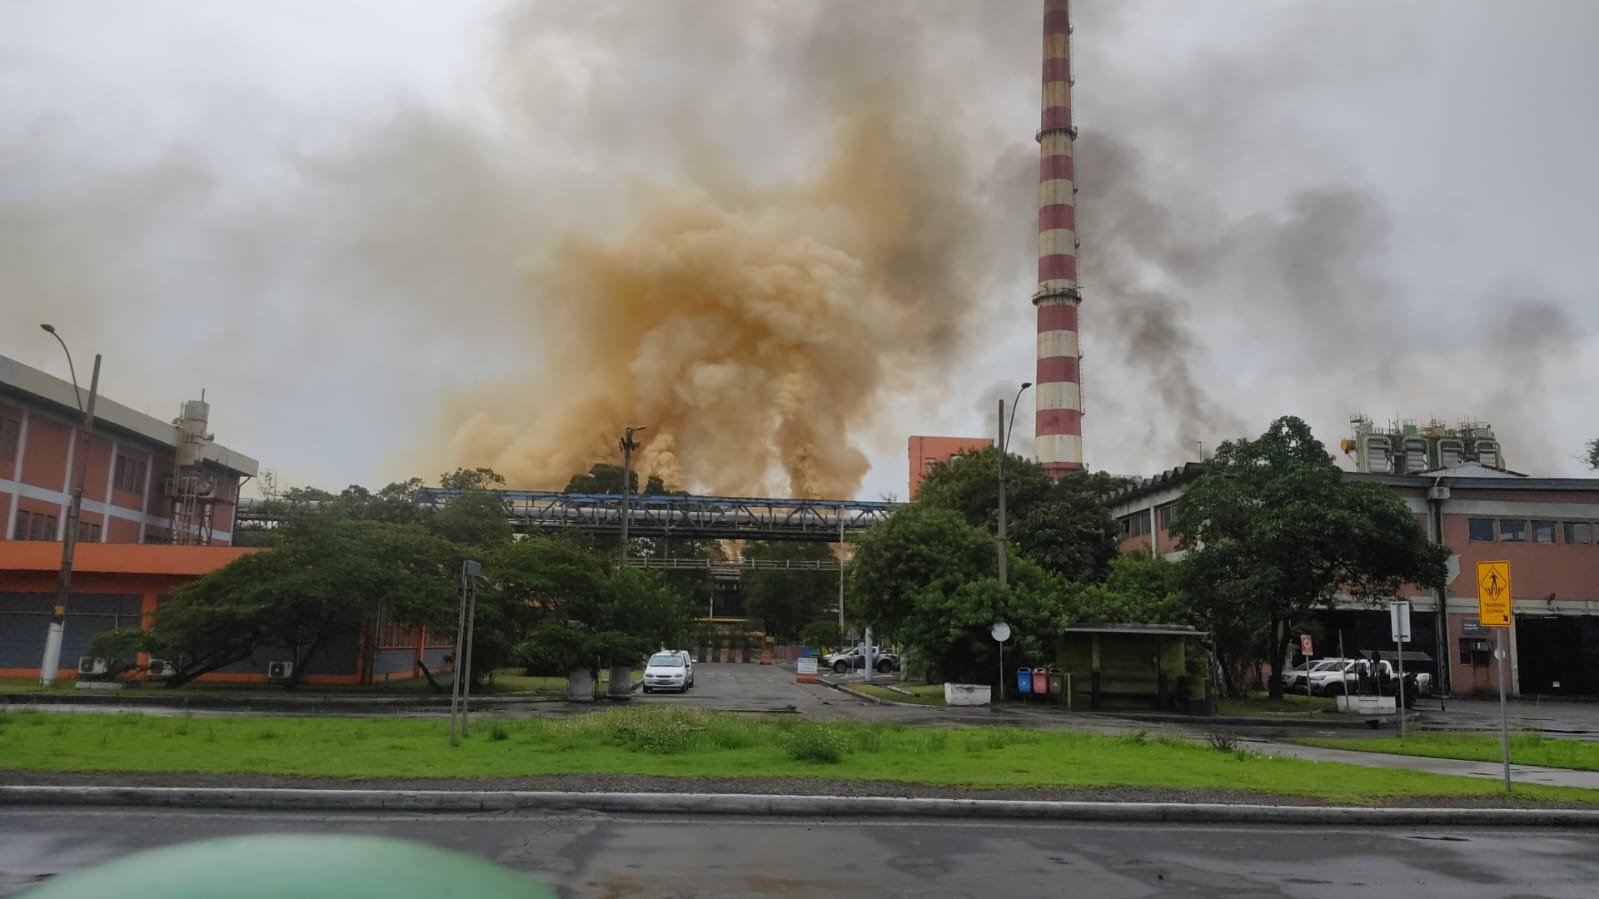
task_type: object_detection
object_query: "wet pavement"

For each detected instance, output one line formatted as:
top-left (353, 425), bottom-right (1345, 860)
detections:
top-left (4, 807), bottom-right (1598, 898)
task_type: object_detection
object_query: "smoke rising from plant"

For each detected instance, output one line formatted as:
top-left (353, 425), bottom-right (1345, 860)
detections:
top-left (423, 1), bottom-right (1026, 497)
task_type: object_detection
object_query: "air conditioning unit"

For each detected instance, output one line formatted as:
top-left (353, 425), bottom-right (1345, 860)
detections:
top-left (267, 660), bottom-right (293, 682)
top-left (1426, 485), bottom-right (1451, 501)
top-left (77, 657), bottom-right (109, 676)
top-left (1471, 640), bottom-right (1493, 653)
top-left (147, 659), bottom-right (175, 678)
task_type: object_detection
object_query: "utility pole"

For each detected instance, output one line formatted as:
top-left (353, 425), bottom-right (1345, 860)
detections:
top-left (449, 559), bottom-right (481, 746)
top-left (996, 383), bottom-right (1032, 589)
top-left (38, 324), bottom-right (100, 687)
top-left (618, 426), bottom-right (645, 564)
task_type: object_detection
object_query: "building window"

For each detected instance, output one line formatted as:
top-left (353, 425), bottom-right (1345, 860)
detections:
top-left (1497, 519), bottom-right (1526, 542)
top-left (14, 510), bottom-right (59, 541)
top-left (1157, 503), bottom-right (1177, 529)
top-left (1120, 513), bottom-right (1152, 538)
top-left (1467, 518), bottom-right (1495, 541)
top-left (1564, 522), bottom-right (1594, 545)
top-left (77, 520), bottom-right (101, 542)
top-left (0, 416), bottom-right (19, 462)
top-left (113, 454), bottom-right (148, 493)
top-left (1531, 520), bottom-right (1556, 544)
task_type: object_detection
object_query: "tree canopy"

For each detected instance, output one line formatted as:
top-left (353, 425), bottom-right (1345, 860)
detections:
top-left (913, 446), bottom-right (1123, 583)
top-left (1171, 415), bottom-right (1448, 697)
top-left (739, 540), bottom-right (838, 641)
top-left (847, 503), bottom-right (1066, 683)
top-left (564, 463), bottom-right (670, 496)
top-left (1586, 437), bottom-right (1598, 471)
top-left (109, 517), bottom-right (461, 687)
top-left (1063, 553), bottom-right (1189, 627)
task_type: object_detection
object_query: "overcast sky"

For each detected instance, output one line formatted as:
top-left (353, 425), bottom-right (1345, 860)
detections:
top-left (4, 0), bottom-right (1595, 499)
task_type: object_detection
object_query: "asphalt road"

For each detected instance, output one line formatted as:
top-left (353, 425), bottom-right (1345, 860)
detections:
top-left (4, 807), bottom-right (1597, 898)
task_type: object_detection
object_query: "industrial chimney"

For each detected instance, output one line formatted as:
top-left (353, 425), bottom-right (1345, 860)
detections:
top-left (1033, 0), bottom-right (1083, 476)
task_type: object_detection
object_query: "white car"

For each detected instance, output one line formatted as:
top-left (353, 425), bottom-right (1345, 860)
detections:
top-left (642, 651), bottom-right (693, 694)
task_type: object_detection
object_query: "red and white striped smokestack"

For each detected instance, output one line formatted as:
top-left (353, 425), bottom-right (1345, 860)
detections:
top-left (1033, 0), bottom-right (1083, 476)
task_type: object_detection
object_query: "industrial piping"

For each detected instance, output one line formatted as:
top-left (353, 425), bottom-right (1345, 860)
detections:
top-left (1033, 0), bottom-right (1084, 476)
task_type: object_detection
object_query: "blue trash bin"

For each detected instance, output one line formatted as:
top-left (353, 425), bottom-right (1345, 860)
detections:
top-left (1016, 667), bottom-right (1033, 694)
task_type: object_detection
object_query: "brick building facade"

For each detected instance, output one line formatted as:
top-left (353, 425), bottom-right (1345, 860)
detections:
top-left (1107, 462), bottom-right (1599, 698)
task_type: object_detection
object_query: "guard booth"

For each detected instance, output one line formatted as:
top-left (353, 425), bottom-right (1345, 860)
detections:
top-left (1055, 625), bottom-right (1215, 715)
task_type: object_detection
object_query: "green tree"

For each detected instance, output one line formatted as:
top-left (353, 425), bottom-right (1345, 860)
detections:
top-left (848, 505), bottom-right (995, 637)
top-left (506, 534), bottom-right (695, 676)
top-left (1586, 437), bottom-right (1598, 470)
top-left (915, 446), bottom-right (1123, 583)
top-left (428, 490), bottom-right (513, 548)
top-left (564, 463), bottom-right (669, 496)
top-left (1172, 416), bottom-right (1449, 698)
top-left (138, 518), bottom-right (460, 688)
top-left (915, 445), bottom-right (1054, 528)
top-left (740, 541), bottom-right (837, 641)
top-left (439, 467), bottom-right (507, 491)
top-left (1064, 553), bottom-right (1190, 626)
top-left (896, 560), bottom-right (1065, 685)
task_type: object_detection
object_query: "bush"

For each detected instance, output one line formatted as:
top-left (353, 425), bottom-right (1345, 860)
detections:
top-left (1205, 731), bottom-right (1240, 752)
top-left (781, 724), bottom-right (849, 764)
top-left (490, 721), bottom-right (510, 742)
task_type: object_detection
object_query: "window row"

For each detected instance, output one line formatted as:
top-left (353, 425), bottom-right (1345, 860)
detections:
top-left (113, 454), bottom-right (148, 494)
top-left (1119, 503), bottom-right (1180, 540)
top-left (1467, 517), bottom-right (1594, 545)
top-left (0, 416), bottom-right (19, 462)
top-left (13, 509), bottom-right (59, 541)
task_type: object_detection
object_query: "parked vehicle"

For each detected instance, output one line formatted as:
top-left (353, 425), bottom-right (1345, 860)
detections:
top-left (822, 645), bottom-right (898, 674)
top-left (1282, 658), bottom-right (1351, 693)
top-left (1313, 659), bottom-right (1394, 696)
top-left (642, 651), bottom-right (692, 693)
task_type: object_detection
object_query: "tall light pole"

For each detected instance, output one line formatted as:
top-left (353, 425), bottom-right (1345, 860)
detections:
top-left (996, 382), bottom-right (1032, 589)
top-left (618, 426), bottom-right (646, 564)
top-left (38, 324), bottom-right (101, 686)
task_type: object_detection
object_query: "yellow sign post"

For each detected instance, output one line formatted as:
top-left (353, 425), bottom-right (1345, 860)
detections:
top-left (1475, 560), bottom-right (1513, 792)
top-left (1477, 561), bottom-right (1512, 626)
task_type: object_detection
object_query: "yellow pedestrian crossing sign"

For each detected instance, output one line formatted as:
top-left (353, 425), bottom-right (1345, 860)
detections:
top-left (1476, 561), bottom-right (1512, 627)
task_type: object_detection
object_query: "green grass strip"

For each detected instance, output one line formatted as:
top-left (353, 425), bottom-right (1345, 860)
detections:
top-left (2, 708), bottom-right (1595, 804)
top-left (1302, 732), bottom-right (1599, 772)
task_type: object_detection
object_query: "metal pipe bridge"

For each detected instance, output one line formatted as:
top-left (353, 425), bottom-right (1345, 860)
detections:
top-left (419, 489), bottom-right (897, 541)
top-left (236, 490), bottom-right (900, 542)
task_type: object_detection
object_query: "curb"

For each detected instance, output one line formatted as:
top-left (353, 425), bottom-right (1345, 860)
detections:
top-left (831, 684), bottom-right (939, 710)
top-left (3, 786), bottom-right (1596, 827)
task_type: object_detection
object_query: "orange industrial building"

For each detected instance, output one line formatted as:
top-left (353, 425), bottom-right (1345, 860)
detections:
top-left (907, 436), bottom-right (992, 499)
top-left (1, 352), bottom-right (449, 684)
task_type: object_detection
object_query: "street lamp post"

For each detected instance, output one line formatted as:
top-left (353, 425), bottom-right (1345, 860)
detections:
top-left (618, 426), bottom-right (646, 564)
top-left (38, 324), bottom-right (101, 687)
top-left (996, 382), bottom-right (1032, 589)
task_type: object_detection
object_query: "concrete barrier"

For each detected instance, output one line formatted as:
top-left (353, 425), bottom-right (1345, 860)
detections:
top-left (4, 787), bottom-right (1597, 827)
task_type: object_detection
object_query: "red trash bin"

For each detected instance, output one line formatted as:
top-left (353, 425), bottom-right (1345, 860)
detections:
top-left (1031, 667), bottom-right (1049, 696)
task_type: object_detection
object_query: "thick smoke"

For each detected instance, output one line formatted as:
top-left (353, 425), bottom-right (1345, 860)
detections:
top-left (423, 1), bottom-right (1025, 497)
top-left (1066, 1), bottom-right (1593, 473)
top-left (6, 0), bottom-right (1595, 492)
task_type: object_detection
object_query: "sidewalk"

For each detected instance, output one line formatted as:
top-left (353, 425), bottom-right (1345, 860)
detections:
top-left (1249, 739), bottom-right (1599, 790)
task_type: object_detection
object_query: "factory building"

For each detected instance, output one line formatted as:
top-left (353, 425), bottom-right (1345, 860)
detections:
top-left (2, 353), bottom-right (256, 546)
top-left (0, 352), bottom-right (272, 681)
top-left (908, 435), bottom-right (992, 499)
top-left (1106, 440), bottom-right (1599, 698)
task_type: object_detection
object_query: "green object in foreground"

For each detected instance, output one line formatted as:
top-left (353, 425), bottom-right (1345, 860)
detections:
top-left (22, 834), bottom-right (555, 899)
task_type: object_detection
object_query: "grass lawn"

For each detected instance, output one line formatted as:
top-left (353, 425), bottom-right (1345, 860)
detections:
top-left (1302, 732), bottom-right (1599, 772)
top-left (1217, 693), bottom-right (1339, 717)
top-left (2, 707), bottom-right (1595, 805)
top-left (850, 684), bottom-right (945, 706)
top-left (0, 669), bottom-right (635, 699)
